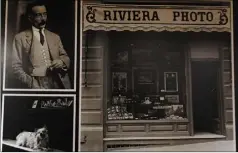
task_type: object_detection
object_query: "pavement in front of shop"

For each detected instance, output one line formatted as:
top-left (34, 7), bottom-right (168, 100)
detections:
top-left (109, 140), bottom-right (236, 152)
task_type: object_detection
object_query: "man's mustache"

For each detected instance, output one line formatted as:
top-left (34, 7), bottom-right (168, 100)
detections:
top-left (39, 21), bottom-right (46, 26)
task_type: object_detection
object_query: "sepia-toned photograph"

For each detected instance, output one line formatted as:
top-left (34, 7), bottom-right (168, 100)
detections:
top-left (3, 0), bottom-right (77, 91)
top-left (1, 94), bottom-right (76, 152)
top-left (81, 0), bottom-right (236, 152)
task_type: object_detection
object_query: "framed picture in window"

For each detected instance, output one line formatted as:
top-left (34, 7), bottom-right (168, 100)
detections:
top-left (112, 50), bottom-right (129, 66)
top-left (133, 68), bottom-right (157, 94)
top-left (164, 72), bottom-right (178, 92)
top-left (165, 95), bottom-right (179, 103)
top-left (112, 72), bottom-right (127, 93)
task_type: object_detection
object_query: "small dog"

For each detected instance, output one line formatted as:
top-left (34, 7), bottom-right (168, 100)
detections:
top-left (16, 126), bottom-right (50, 151)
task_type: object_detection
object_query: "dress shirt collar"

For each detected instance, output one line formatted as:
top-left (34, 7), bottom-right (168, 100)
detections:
top-left (32, 26), bottom-right (45, 33)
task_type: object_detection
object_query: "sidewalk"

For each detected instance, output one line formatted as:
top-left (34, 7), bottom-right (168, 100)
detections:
top-left (110, 140), bottom-right (236, 152)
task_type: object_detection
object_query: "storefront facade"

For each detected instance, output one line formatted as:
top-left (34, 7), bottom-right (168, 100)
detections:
top-left (80, 0), bottom-right (234, 151)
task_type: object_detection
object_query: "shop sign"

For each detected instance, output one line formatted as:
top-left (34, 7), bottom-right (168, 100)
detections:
top-left (83, 4), bottom-right (231, 32)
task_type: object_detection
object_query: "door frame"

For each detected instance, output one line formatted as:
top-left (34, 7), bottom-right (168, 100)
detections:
top-left (187, 48), bottom-right (226, 136)
top-left (218, 45), bottom-right (226, 135)
top-left (185, 45), bottom-right (194, 136)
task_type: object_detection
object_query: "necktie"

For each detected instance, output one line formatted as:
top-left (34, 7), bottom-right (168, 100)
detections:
top-left (39, 29), bottom-right (45, 45)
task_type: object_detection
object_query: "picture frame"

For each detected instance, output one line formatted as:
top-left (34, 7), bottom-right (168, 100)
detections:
top-left (112, 72), bottom-right (127, 93)
top-left (112, 50), bottom-right (129, 66)
top-left (164, 72), bottom-right (178, 92)
top-left (165, 95), bottom-right (179, 103)
top-left (2, 0), bottom-right (78, 91)
top-left (1, 94), bottom-right (77, 152)
top-left (132, 68), bottom-right (157, 94)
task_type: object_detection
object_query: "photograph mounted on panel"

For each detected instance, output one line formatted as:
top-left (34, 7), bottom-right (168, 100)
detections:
top-left (112, 72), bottom-right (127, 93)
top-left (165, 95), bottom-right (179, 103)
top-left (164, 72), bottom-right (178, 92)
top-left (133, 68), bottom-right (157, 94)
top-left (112, 50), bottom-right (129, 66)
top-left (1, 94), bottom-right (76, 152)
top-left (3, 0), bottom-right (78, 91)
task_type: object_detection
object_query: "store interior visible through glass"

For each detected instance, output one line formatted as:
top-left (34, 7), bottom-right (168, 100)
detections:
top-left (107, 31), bottom-right (187, 121)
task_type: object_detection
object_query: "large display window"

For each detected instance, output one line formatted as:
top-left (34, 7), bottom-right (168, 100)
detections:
top-left (106, 31), bottom-right (187, 121)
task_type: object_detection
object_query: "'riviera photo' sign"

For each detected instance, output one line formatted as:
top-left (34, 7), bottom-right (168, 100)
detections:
top-left (83, 4), bottom-right (231, 32)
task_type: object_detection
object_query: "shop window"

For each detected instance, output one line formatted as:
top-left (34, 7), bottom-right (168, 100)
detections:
top-left (107, 31), bottom-right (187, 121)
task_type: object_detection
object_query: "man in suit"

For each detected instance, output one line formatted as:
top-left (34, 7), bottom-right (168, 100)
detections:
top-left (12, 1), bottom-right (71, 89)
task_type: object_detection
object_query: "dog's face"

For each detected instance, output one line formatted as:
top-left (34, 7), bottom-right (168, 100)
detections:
top-left (36, 126), bottom-right (48, 139)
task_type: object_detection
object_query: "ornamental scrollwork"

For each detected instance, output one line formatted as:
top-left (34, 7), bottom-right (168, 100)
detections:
top-left (86, 6), bottom-right (97, 23)
top-left (218, 9), bottom-right (228, 25)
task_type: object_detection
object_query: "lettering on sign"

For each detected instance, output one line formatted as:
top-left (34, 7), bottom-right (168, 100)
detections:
top-left (31, 98), bottom-right (74, 109)
top-left (83, 4), bottom-right (231, 32)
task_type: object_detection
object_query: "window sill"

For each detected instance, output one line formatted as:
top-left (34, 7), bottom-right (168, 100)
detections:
top-left (106, 119), bottom-right (189, 124)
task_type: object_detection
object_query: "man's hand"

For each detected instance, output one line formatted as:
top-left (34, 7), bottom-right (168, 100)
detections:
top-left (32, 77), bottom-right (40, 88)
top-left (50, 59), bottom-right (64, 69)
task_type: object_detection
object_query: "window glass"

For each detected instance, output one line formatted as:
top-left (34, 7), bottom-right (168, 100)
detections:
top-left (107, 31), bottom-right (187, 121)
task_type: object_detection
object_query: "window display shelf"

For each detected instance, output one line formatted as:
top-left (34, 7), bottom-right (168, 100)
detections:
top-left (107, 103), bottom-right (186, 121)
top-left (106, 118), bottom-right (189, 124)
top-left (2, 139), bottom-right (63, 152)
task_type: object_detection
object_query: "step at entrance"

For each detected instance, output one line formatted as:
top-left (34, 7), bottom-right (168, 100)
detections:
top-left (104, 133), bottom-right (226, 151)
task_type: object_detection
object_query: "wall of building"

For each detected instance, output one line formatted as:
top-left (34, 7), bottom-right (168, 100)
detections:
top-left (81, 31), bottom-right (107, 151)
top-left (80, 31), bottom-right (234, 151)
top-left (222, 45), bottom-right (234, 140)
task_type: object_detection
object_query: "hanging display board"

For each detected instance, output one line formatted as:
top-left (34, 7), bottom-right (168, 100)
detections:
top-left (83, 4), bottom-right (230, 32)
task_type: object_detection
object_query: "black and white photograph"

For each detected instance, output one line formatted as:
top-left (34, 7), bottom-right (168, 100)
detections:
top-left (133, 68), bottom-right (157, 94)
top-left (112, 72), bottom-right (127, 93)
top-left (3, 0), bottom-right (77, 91)
top-left (164, 72), bottom-right (178, 92)
top-left (80, 0), bottom-right (236, 152)
top-left (1, 94), bottom-right (76, 152)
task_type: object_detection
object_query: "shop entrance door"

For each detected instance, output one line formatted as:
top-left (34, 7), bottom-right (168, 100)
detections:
top-left (191, 61), bottom-right (223, 134)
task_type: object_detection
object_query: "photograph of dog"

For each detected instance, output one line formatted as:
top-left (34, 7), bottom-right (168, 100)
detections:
top-left (16, 125), bottom-right (50, 151)
top-left (1, 94), bottom-right (76, 152)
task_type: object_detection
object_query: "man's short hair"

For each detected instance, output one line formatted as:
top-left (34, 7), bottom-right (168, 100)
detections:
top-left (26, 0), bottom-right (47, 16)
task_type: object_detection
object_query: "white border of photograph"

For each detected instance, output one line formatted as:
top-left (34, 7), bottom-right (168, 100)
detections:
top-left (2, 0), bottom-right (78, 92)
top-left (0, 93), bottom-right (77, 152)
top-left (78, 0), bottom-right (82, 151)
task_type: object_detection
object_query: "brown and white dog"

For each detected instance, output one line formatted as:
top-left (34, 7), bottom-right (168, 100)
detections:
top-left (16, 126), bottom-right (49, 151)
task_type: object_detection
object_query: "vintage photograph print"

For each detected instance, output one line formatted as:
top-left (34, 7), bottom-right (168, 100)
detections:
top-left (3, 0), bottom-right (78, 91)
top-left (81, 0), bottom-right (236, 152)
top-left (1, 94), bottom-right (76, 152)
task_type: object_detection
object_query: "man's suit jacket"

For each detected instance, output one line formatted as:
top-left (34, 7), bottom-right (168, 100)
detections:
top-left (12, 29), bottom-right (71, 89)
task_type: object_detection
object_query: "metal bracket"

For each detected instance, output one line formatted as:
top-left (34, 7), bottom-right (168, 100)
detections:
top-left (81, 135), bottom-right (87, 144)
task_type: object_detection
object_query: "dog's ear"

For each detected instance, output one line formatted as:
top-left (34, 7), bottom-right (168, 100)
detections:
top-left (43, 124), bottom-right (47, 129)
